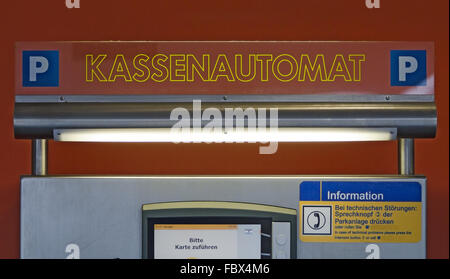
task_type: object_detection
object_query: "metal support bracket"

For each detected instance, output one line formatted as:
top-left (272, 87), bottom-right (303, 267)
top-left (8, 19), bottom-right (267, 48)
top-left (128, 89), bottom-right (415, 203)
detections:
top-left (398, 138), bottom-right (415, 175)
top-left (32, 139), bottom-right (47, 176)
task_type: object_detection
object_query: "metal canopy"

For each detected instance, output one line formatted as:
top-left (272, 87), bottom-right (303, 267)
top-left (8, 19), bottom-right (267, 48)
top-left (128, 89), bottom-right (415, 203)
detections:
top-left (14, 96), bottom-right (436, 140)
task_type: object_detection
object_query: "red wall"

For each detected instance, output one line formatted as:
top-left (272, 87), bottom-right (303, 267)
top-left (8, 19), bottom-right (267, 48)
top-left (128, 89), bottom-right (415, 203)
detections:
top-left (0, 0), bottom-right (448, 258)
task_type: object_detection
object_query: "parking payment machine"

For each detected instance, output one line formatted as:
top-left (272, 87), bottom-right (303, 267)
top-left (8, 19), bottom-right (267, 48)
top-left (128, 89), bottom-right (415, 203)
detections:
top-left (15, 41), bottom-right (436, 259)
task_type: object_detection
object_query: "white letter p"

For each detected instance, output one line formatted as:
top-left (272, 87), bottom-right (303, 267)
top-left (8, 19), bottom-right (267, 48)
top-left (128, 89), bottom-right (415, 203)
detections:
top-left (398, 56), bottom-right (418, 82)
top-left (29, 56), bottom-right (49, 82)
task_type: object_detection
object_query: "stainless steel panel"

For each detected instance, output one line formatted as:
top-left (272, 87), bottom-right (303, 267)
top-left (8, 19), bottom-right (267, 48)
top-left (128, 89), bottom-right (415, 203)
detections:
top-left (20, 175), bottom-right (426, 259)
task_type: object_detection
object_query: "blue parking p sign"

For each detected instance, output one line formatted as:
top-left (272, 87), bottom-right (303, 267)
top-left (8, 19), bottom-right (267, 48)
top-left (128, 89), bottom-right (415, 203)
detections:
top-left (390, 50), bottom-right (426, 86)
top-left (22, 50), bottom-right (59, 87)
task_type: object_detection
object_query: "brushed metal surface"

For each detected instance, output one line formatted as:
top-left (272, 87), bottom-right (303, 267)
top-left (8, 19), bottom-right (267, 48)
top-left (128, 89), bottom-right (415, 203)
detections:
top-left (14, 101), bottom-right (436, 139)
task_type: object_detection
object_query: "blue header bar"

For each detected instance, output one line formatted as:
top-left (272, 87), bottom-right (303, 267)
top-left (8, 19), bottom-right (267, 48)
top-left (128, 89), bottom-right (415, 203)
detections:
top-left (300, 181), bottom-right (422, 202)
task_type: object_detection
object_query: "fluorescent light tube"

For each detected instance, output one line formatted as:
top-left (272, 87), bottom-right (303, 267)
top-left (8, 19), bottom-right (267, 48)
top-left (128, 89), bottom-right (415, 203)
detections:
top-left (53, 128), bottom-right (397, 143)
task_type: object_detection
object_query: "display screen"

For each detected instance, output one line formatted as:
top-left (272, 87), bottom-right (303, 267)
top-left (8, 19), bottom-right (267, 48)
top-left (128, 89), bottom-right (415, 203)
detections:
top-left (154, 224), bottom-right (261, 259)
top-left (146, 217), bottom-right (272, 259)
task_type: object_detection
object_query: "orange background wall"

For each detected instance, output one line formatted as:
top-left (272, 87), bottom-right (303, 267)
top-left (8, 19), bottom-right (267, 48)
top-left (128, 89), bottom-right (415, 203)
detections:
top-left (0, 0), bottom-right (448, 258)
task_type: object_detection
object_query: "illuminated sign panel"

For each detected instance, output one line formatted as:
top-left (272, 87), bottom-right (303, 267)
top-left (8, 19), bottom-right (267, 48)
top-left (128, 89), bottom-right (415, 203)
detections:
top-left (15, 41), bottom-right (434, 97)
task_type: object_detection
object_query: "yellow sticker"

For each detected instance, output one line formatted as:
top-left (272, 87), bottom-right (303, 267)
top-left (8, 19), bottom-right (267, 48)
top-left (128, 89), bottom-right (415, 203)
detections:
top-left (299, 181), bottom-right (422, 243)
top-left (299, 201), bottom-right (421, 243)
